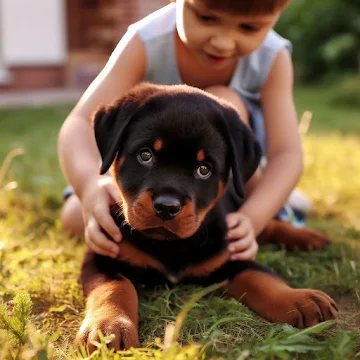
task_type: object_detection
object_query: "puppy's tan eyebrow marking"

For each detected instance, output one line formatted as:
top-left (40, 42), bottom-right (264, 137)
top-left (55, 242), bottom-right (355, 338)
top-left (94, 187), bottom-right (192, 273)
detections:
top-left (153, 138), bottom-right (163, 152)
top-left (196, 149), bottom-right (206, 162)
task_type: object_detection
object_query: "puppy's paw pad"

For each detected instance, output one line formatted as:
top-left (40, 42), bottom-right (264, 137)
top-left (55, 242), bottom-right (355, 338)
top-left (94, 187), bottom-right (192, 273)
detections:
top-left (75, 315), bottom-right (139, 353)
top-left (286, 289), bottom-right (338, 328)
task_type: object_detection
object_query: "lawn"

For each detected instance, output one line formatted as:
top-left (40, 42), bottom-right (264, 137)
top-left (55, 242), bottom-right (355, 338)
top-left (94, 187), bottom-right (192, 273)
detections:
top-left (0, 84), bottom-right (359, 359)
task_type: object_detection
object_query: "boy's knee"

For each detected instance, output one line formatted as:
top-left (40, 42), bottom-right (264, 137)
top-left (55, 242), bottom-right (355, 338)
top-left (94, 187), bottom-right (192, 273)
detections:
top-left (61, 195), bottom-right (84, 236)
top-left (204, 85), bottom-right (250, 126)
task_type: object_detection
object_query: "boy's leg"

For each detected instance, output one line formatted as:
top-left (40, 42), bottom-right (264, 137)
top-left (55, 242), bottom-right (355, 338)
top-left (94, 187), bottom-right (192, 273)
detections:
top-left (205, 85), bottom-right (251, 126)
top-left (61, 194), bottom-right (85, 236)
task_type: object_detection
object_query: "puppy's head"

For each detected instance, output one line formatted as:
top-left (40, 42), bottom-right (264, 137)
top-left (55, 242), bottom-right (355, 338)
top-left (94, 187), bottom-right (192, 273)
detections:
top-left (94, 83), bottom-right (261, 240)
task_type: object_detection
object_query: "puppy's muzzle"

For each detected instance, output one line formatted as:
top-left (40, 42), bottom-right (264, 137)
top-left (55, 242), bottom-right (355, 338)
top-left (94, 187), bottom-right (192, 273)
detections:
top-left (153, 195), bottom-right (182, 221)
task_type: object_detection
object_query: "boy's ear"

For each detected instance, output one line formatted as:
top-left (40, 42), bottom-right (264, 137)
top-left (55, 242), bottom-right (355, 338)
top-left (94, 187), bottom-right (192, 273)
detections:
top-left (219, 104), bottom-right (262, 202)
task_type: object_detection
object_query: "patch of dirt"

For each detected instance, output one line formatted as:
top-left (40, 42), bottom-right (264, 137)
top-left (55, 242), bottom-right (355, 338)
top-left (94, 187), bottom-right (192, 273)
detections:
top-left (336, 295), bottom-right (360, 331)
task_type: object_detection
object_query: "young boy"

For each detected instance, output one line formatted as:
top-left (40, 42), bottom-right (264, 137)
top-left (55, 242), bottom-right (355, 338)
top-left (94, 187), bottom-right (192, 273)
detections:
top-left (58, 0), bottom-right (306, 261)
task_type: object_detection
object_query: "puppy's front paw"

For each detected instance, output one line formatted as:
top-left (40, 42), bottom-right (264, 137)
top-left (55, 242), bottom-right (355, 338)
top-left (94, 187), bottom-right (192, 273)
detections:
top-left (271, 289), bottom-right (338, 328)
top-left (75, 311), bottom-right (140, 353)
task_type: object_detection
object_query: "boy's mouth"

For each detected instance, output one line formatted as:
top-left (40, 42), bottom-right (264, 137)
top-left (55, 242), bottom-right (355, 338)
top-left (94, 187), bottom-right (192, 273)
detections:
top-left (204, 51), bottom-right (231, 64)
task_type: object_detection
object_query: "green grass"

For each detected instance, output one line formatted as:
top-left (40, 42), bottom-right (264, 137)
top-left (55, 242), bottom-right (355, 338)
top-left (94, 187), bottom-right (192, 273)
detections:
top-left (0, 84), bottom-right (360, 359)
top-left (294, 85), bottom-right (360, 135)
top-left (0, 106), bottom-right (72, 196)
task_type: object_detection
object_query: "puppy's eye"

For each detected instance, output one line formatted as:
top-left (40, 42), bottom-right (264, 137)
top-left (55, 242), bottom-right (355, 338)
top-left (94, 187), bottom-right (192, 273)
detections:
top-left (138, 148), bottom-right (153, 164)
top-left (196, 163), bottom-right (212, 179)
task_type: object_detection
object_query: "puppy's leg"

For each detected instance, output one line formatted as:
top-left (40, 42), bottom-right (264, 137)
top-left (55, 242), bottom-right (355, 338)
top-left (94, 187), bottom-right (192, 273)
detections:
top-left (220, 261), bottom-right (338, 328)
top-left (258, 219), bottom-right (331, 250)
top-left (75, 252), bottom-right (140, 352)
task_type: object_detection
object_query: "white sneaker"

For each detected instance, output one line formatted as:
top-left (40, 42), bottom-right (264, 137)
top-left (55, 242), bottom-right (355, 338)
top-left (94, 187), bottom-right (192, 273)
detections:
top-left (288, 189), bottom-right (312, 214)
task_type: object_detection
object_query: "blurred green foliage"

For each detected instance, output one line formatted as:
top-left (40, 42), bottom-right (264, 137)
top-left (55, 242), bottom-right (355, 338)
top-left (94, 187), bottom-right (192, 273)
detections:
top-left (276, 0), bottom-right (360, 82)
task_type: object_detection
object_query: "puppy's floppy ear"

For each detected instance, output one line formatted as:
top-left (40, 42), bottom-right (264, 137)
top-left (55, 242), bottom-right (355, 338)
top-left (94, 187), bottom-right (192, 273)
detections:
top-left (219, 104), bottom-right (262, 202)
top-left (93, 99), bottom-right (139, 174)
top-left (93, 83), bottom-right (160, 174)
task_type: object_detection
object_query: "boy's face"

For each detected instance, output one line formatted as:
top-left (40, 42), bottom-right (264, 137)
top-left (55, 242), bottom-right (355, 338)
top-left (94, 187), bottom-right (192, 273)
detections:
top-left (176, 0), bottom-right (281, 69)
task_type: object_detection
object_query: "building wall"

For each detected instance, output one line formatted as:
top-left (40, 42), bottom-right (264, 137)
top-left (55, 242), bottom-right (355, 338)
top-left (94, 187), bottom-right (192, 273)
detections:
top-left (1, 0), bottom-right (66, 65)
top-left (0, 0), bottom-right (67, 90)
top-left (0, 0), bottom-right (169, 90)
top-left (66, 0), bottom-right (169, 89)
top-left (116, 0), bottom-right (170, 36)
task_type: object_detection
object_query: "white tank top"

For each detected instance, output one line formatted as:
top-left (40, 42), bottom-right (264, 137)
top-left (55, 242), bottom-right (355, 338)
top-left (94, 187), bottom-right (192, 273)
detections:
top-left (128, 3), bottom-right (292, 103)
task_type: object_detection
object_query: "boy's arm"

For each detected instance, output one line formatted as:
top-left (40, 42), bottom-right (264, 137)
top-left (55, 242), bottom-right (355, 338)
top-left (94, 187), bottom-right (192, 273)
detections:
top-left (240, 49), bottom-right (303, 235)
top-left (58, 30), bottom-right (146, 255)
top-left (58, 30), bottom-right (146, 201)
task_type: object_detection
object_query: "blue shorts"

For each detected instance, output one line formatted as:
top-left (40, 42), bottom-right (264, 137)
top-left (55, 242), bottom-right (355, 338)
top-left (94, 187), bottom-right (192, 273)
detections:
top-left (239, 95), bottom-right (267, 155)
top-left (63, 185), bottom-right (74, 201)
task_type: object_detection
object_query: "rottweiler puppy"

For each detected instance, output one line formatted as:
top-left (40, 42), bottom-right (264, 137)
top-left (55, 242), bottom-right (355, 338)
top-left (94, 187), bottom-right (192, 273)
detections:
top-left (76, 83), bottom-right (337, 352)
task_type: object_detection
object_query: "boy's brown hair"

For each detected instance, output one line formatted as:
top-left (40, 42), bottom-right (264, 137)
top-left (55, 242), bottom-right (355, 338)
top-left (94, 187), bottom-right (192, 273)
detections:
top-left (170, 0), bottom-right (290, 15)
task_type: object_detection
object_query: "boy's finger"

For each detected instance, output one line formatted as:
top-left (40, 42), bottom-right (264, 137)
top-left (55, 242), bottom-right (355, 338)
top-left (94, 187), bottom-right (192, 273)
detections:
top-left (106, 182), bottom-right (123, 205)
top-left (226, 213), bottom-right (240, 229)
top-left (87, 218), bottom-right (120, 257)
top-left (228, 235), bottom-right (252, 253)
top-left (85, 227), bottom-right (116, 258)
top-left (231, 242), bottom-right (258, 261)
top-left (87, 238), bottom-right (114, 258)
top-left (227, 220), bottom-right (248, 239)
top-left (93, 203), bottom-right (122, 242)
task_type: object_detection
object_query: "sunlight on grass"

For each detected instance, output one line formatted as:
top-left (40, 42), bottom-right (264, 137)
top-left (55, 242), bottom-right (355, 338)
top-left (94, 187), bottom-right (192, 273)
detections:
top-left (300, 133), bottom-right (360, 230)
top-left (0, 86), bottom-right (360, 359)
top-left (0, 148), bottom-right (24, 193)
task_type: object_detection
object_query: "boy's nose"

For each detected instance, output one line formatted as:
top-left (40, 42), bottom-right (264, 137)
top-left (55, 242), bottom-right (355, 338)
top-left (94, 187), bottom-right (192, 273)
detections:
top-left (209, 36), bottom-right (236, 54)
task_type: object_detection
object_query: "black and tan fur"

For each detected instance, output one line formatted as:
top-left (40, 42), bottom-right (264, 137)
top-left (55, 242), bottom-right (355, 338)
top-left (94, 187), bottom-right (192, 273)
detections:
top-left (76, 83), bottom-right (336, 352)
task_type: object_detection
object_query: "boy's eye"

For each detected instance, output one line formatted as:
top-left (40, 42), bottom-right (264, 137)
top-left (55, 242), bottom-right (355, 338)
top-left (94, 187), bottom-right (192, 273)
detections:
top-left (197, 13), bottom-right (218, 23)
top-left (239, 24), bottom-right (259, 32)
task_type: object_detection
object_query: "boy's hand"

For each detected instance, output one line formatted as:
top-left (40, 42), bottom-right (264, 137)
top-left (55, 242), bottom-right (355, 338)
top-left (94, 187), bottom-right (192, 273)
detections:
top-left (81, 176), bottom-right (122, 258)
top-left (226, 212), bottom-right (258, 261)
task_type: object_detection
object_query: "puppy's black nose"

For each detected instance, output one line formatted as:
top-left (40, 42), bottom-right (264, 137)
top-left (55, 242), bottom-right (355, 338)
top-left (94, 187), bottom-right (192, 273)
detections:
top-left (153, 195), bottom-right (182, 221)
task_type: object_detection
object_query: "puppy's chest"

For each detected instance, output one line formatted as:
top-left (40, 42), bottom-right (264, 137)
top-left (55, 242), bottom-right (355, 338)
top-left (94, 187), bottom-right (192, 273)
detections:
top-left (116, 233), bottom-right (230, 285)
